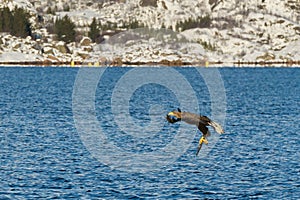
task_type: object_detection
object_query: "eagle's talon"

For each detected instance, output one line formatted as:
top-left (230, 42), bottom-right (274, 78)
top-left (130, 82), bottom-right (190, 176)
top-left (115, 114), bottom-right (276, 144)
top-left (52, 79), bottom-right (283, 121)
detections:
top-left (199, 136), bottom-right (208, 145)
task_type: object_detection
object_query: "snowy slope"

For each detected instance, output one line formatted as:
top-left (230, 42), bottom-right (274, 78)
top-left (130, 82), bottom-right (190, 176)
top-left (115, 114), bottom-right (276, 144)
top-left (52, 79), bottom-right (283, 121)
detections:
top-left (0, 0), bottom-right (300, 65)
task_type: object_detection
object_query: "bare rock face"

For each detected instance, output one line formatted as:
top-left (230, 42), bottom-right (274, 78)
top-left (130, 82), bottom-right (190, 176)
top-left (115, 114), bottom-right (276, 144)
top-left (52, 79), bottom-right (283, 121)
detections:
top-left (256, 52), bottom-right (275, 61)
top-left (139, 0), bottom-right (158, 7)
top-left (43, 46), bottom-right (54, 55)
top-left (80, 37), bottom-right (92, 47)
top-left (76, 51), bottom-right (90, 59)
top-left (55, 42), bottom-right (70, 54)
top-left (46, 54), bottom-right (60, 62)
top-left (12, 43), bottom-right (22, 50)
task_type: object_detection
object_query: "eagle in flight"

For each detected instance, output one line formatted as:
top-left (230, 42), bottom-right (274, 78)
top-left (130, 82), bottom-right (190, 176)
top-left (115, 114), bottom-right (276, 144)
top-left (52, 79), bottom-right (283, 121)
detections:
top-left (166, 108), bottom-right (224, 155)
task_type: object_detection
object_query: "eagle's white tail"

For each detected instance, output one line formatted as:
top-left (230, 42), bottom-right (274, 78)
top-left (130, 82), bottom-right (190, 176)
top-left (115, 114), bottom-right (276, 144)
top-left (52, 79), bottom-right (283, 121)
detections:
top-left (209, 121), bottom-right (224, 134)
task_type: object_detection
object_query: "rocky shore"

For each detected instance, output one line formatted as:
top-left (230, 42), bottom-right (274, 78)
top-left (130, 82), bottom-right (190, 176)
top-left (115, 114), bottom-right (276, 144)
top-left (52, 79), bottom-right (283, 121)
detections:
top-left (1, 0), bottom-right (300, 66)
top-left (1, 59), bottom-right (299, 67)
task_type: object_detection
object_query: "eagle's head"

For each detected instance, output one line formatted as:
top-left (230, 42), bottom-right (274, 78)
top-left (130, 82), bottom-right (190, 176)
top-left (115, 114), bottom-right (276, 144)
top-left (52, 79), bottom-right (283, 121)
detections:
top-left (166, 108), bottom-right (182, 123)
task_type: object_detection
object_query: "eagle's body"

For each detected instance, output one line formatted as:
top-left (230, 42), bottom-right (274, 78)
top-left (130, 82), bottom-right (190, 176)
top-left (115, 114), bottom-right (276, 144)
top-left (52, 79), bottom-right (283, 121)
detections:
top-left (166, 108), bottom-right (224, 155)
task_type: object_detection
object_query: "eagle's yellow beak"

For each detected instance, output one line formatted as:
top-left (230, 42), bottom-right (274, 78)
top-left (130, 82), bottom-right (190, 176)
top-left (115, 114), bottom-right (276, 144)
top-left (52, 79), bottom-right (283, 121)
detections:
top-left (168, 111), bottom-right (175, 116)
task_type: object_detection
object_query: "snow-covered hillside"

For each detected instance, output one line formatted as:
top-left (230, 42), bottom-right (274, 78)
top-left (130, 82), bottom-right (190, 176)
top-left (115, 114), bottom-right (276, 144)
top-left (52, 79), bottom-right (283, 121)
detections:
top-left (0, 0), bottom-right (300, 65)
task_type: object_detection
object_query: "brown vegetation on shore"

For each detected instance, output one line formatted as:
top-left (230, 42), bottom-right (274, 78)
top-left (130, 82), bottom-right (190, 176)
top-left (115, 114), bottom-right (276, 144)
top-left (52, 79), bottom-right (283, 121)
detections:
top-left (0, 59), bottom-right (299, 67)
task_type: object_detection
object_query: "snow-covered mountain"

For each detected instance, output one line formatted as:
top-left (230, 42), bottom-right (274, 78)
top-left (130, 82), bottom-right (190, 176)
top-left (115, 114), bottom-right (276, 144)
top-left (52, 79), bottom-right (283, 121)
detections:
top-left (0, 0), bottom-right (300, 65)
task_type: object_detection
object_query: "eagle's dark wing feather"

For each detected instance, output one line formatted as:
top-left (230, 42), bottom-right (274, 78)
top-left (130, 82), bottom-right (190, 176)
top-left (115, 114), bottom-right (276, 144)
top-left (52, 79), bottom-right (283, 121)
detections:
top-left (200, 115), bottom-right (224, 134)
top-left (198, 123), bottom-right (210, 137)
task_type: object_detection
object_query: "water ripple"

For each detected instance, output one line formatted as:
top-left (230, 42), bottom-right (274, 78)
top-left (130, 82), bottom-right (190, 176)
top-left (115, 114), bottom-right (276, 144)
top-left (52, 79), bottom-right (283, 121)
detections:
top-left (0, 67), bottom-right (299, 199)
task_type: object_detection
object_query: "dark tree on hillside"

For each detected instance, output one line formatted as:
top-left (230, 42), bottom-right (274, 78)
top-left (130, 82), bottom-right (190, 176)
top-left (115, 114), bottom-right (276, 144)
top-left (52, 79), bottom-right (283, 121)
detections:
top-left (11, 7), bottom-right (32, 37)
top-left (0, 7), bottom-right (13, 32)
top-left (54, 15), bottom-right (76, 43)
top-left (0, 7), bottom-right (31, 38)
top-left (88, 17), bottom-right (100, 43)
top-left (176, 15), bottom-right (212, 31)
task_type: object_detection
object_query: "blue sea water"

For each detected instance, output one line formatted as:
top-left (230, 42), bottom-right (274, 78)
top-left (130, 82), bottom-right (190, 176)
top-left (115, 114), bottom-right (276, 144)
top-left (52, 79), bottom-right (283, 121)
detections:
top-left (0, 67), bottom-right (299, 199)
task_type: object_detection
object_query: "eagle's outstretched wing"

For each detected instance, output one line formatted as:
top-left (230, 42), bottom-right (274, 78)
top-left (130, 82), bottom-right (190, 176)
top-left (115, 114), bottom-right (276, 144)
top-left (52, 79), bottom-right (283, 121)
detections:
top-left (208, 121), bottom-right (224, 134)
top-left (199, 115), bottom-right (224, 134)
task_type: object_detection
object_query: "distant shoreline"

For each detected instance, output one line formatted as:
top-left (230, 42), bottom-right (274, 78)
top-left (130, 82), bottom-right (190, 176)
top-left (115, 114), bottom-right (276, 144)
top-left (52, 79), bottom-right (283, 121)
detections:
top-left (0, 60), bottom-right (299, 67)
